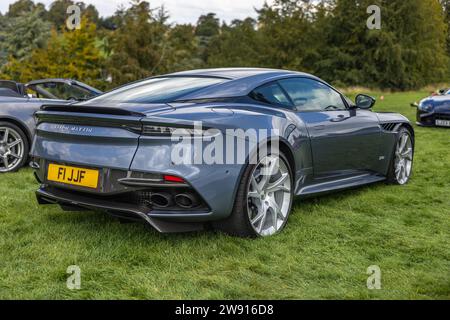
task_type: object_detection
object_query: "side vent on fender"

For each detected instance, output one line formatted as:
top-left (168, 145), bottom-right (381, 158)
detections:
top-left (380, 123), bottom-right (398, 132)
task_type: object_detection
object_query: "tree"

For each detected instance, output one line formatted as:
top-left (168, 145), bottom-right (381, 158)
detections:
top-left (46, 0), bottom-right (100, 30)
top-left (313, 0), bottom-right (375, 86)
top-left (195, 13), bottom-right (221, 63)
top-left (6, 0), bottom-right (43, 17)
top-left (256, 0), bottom-right (318, 72)
top-left (1, 18), bottom-right (105, 89)
top-left (1, 0), bottom-right (448, 90)
top-left (313, 0), bottom-right (448, 89)
top-left (0, 5), bottom-right (51, 67)
top-left (83, 4), bottom-right (100, 26)
top-left (207, 18), bottom-right (262, 67)
top-left (46, 0), bottom-right (75, 29)
top-left (442, 0), bottom-right (450, 61)
top-left (387, 0), bottom-right (448, 88)
top-left (105, 1), bottom-right (172, 86)
top-left (166, 24), bottom-right (203, 71)
top-left (195, 13), bottom-right (220, 37)
top-left (0, 14), bottom-right (7, 64)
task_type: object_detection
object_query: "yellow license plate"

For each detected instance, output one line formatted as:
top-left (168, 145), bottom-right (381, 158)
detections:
top-left (47, 164), bottom-right (99, 189)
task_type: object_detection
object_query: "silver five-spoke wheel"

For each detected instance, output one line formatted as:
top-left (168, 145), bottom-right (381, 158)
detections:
top-left (0, 126), bottom-right (25, 173)
top-left (247, 154), bottom-right (292, 237)
top-left (394, 132), bottom-right (413, 185)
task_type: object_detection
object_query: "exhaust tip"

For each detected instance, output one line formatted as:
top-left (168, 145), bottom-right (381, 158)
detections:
top-left (150, 193), bottom-right (172, 208)
top-left (175, 193), bottom-right (199, 209)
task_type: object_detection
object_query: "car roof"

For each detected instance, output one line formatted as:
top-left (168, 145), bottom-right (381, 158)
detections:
top-left (79, 68), bottom-right (324, 106)
top-left (167, 68), bottom-right (311, 80)
top-left (165, 68), bottom-right (320, 101)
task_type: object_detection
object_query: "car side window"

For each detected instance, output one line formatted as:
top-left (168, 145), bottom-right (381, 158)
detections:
top-left (250, 82), bottom-right (292, 108)
top-left (33, 83), bottom-right (93, 100)
top-left (278, 78), bottom-right (347, 112)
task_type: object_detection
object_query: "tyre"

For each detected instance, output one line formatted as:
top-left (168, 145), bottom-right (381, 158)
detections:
top-left (0, 121), bottom-right (29, 173)
top-left (387, 126), bottom-right (414, 185)
top-left (214, 151), bottom-right (294, 237)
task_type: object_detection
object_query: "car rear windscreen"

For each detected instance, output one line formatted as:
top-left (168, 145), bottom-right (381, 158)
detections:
top-left (87, 77), bottom-right (228, 104)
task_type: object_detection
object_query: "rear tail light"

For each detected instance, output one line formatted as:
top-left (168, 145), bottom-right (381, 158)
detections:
top-left (141, 124), bottom-right (219, 137)
top-left (163, 175), bottom-right (185, 183)
top-left (142, 125), bottom-right (194, 136)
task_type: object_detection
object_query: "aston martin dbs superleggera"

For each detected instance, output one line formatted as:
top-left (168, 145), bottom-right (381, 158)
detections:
top-left (31, 68), bottom-right (415, 237)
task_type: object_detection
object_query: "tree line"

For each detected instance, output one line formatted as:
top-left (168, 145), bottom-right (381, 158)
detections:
top-left (0, 0), bottom-right (449, 91)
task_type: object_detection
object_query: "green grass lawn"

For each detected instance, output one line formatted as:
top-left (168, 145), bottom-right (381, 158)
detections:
top-left (0, 91), bottom-right (449, 299)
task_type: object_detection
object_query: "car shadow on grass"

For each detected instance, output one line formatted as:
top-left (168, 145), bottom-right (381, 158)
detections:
top-left (39, 180), bottom-right (392, 245)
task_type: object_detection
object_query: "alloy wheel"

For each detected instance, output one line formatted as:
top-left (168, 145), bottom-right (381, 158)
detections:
top-left (247, 154), bottom-right (292, 237)
top-left (394, 132), bottom-right (413, 185)
top-left (0, 127), bottom-right (25, 173)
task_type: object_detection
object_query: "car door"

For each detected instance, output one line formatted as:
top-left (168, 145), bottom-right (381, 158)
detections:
top-left (278, 77), bottom-right (381, 179)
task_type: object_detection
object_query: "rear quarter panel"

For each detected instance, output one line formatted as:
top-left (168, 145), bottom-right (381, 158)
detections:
top-left (131, 103), bottom-right (312, 219)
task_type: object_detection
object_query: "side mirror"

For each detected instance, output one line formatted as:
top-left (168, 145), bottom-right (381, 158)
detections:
top-left (355, 94), bottom-right (376, 109)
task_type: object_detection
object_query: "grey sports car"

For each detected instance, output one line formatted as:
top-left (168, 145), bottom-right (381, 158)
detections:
top-left (31, 68), bottom-right (414, 237)
top-left (0, 78), bottom-right (101, 172)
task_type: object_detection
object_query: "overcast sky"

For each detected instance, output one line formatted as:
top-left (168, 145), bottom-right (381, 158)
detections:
top-left (0, 0), bottom-right (274, 24)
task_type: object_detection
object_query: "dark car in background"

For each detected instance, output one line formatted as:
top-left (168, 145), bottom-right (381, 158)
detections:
top-left (411, 88), bottom-right (450, 127)
top-left (0, 79), bottom-right (101, 173)
top-left (31, 68), bottom-right (415, 237)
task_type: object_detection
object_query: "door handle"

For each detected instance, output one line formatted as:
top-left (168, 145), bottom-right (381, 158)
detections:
top-left (330, 115), bottom-right (349, 122)
top-left (313, 125), bottom-right (325, 130)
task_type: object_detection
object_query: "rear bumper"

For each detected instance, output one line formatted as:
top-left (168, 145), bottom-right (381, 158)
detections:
top-left (36, 186), bottom-right (212, 233)
top-left (32, 139), bottom-right (245, 221)
top-left (33, 155), bottom-right (244, 220)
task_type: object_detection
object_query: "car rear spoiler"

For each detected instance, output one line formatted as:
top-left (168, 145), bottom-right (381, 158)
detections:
top-left (40, 104), bottom-right (146, 117)
top-left (36, 106), bottom-right (144, 134)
